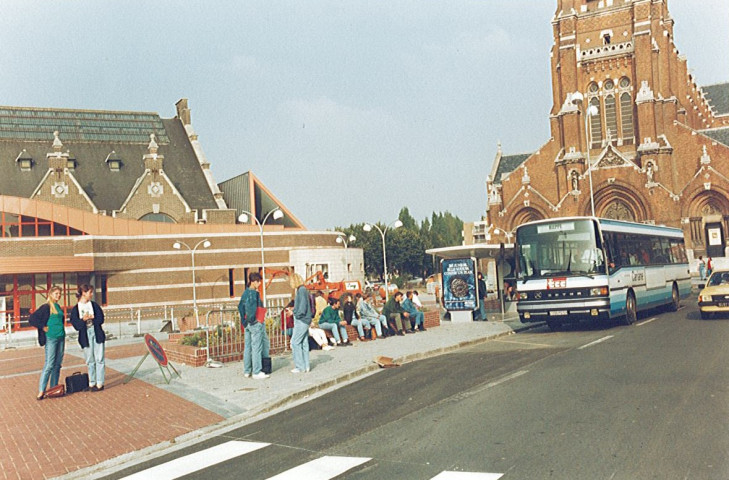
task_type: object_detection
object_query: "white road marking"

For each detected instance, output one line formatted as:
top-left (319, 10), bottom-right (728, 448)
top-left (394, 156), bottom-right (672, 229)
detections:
top-left (636, 316), bottom-right (658, 326)
top-left (486, 370), bottom-right (529, 389)
top-left (120, 440), bottom-right (270, 480)
top-left (266, 456), bottom-right (371, 480)
top-left (430, 472), bottom-right (504, 479)
top-left (578, 335), bottom-right (614, 350)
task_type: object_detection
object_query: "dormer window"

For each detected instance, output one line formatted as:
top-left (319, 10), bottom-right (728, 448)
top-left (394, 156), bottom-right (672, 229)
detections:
top-left (105, 151), bottom-right (122, 172)
top-left (16, 150), bottom-right (33, 171)
top-left (66, 154), bottom-right (77, 171)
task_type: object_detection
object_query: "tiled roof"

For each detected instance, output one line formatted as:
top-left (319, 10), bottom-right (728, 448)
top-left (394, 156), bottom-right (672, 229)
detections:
top-left (702, 82), bottom-right (729, 116)
top-left (701, 127), bottom-right (729, 147)
top-left (0, 107), bottom-right (170, 143)
top-left (493, 153), bottom-right (531, 184)
top-left (0, 106), bottom-right (218, 213)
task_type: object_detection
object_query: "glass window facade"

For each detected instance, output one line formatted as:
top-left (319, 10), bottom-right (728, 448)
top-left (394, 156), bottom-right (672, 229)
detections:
top-left (0, 212), bottom-right (85, 238)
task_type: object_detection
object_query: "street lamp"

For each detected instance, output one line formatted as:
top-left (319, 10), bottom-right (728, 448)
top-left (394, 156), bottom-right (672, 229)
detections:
top-left (335, 233), bottom-right (356, 280)
top-left (172, 239), bottom-right (211, 328)
top-left (363, 219), bottom-right (403, 301)
top-left (571, 91), bottom-right (599, 217)
top-left (238, 208), bottom-right (284, 305)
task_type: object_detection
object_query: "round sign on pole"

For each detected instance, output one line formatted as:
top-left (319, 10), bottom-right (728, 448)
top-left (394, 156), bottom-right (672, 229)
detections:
top-left (144, 333), bottom-right (169, 367)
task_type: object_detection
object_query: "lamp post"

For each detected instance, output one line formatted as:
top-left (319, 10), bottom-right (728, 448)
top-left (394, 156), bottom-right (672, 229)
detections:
top-left (172, 239), bottom-right (211, 328)
top-left (238, 208), bottom-right (284, 305)
top-left (363, 220), bottom-right (403, 301)
top-left (335, 233), bottom-right (356, 280)
top-left (571, 91), bottom-right (599, 217)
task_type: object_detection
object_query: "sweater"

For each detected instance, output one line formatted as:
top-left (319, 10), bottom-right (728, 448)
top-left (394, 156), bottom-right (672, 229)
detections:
top-left (69, 301), bottom-right (106, 348)
top-left (318, 306), bottom-right (342, 325)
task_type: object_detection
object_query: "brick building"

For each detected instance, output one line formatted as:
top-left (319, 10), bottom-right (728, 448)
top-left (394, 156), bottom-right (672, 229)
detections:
top-left (486, 0), bottom-right (729, 260)
top-left (0, 99), bottom-right (362, 326)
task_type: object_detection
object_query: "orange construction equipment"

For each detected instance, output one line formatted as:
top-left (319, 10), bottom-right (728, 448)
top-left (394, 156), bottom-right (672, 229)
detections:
top-left (264, 269), bottom-right (363, 300)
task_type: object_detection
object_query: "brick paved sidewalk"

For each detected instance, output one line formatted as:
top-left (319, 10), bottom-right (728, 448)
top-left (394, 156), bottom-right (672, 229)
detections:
top-left (0, 344), bottom-right (223, 480)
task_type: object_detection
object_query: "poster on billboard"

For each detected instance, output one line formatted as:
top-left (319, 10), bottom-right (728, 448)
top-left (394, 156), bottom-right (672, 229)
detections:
top-left (441, 257), bottom-right (477, 311)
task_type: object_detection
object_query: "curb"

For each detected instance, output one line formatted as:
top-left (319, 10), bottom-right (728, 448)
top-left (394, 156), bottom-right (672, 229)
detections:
top-left (56, 320), bottom-right (545, 480)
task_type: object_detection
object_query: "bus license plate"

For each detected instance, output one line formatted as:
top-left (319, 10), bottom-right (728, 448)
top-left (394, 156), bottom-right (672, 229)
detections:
top-left (550, 310), bottom-right (568, 316)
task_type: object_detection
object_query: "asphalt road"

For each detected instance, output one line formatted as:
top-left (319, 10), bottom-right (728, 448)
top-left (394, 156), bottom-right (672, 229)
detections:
top-left (109, 300), bottom-right (729, 479)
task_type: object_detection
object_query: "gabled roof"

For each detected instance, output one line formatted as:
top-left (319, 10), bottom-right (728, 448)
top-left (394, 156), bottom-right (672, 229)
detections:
top-left (219, 172), bottom-right (305, 229)
top-left (0, 106), bottom-right (218, 213)
top-left (702, 82), bottom-right (729, 116)
top-left (493, 153), bottom-right (531, 184)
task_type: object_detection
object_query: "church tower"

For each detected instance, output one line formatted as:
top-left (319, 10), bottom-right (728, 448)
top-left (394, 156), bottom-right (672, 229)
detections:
top-left (486, 0), bottom-right (729, 257)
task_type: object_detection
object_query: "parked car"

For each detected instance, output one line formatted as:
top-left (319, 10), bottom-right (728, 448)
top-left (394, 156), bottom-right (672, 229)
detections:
top-left (698, 270), bottom-right (729, 319)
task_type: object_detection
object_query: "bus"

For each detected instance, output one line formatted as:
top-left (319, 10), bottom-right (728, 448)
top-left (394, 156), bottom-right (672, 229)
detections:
top-left (515, 217), bottom-right (691, 330)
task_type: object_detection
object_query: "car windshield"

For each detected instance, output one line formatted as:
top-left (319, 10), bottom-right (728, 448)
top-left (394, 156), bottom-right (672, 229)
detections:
top-left (516, 219), bottom-right (605, 279)
top-left (707, 272), bottom-right (729, 286)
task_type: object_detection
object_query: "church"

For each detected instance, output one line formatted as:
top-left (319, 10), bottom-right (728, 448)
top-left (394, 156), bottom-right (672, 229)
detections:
top-left (486, 0), bottom-right (729, 260)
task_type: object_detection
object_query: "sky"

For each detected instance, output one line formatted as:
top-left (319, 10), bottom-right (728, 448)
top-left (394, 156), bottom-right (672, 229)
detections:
top-left (3, 1), bottom-right (728, 230)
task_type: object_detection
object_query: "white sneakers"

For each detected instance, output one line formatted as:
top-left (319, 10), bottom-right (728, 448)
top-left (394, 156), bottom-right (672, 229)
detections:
top-left (252, 372), bottom-right (270, 380)
top-left (243, 373), bottom-right (251, 378)
top-left (322, 345), bottom-right (334, 351)
top-left (291, 368), bottom-right (302, 373)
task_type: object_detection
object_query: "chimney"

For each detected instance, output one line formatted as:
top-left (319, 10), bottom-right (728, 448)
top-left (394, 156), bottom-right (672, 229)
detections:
top-left (176, 98), bottom-right (191, 125)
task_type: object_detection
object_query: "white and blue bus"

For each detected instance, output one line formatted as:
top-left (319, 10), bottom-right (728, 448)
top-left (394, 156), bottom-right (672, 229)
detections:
top-left (515, 217), bottom-right (691, 330)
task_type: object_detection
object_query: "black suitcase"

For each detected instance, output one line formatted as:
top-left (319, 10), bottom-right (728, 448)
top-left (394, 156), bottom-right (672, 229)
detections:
top-left (261, 357), bottom-right (272, 375)
top-left (65, 371), bottom-right (89, 394)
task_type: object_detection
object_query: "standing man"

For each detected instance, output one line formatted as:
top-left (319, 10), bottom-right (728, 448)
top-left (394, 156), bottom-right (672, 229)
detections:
top-left (698, 256), bottom-right (706, 281)
top-left (290, 274), bottom-right (312, 373)
top-left (477, 273), bottom-right (488, 321)
top-left (238, 272), bottom-right (270, 379)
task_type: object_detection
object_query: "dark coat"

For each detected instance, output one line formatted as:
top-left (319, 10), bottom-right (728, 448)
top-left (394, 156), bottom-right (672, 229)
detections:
top-left (28, 304), bottom-right (53, 346)
top-left (69, 301), bottom-right (106, 348)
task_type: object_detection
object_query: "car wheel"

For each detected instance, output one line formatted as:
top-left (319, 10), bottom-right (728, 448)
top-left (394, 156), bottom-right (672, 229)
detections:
top-left (622, 292), bottom-right (637, 325)
top-left (668, 284), bottom-right (680, 312)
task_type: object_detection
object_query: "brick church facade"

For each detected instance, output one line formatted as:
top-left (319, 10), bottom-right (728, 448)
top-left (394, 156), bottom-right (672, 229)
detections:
top-left (486, 0), bottom-right (729, 259)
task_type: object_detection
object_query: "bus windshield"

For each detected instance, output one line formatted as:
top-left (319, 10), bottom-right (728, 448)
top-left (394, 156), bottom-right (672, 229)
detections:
top-left (517, 219), bottom-right (605, 279)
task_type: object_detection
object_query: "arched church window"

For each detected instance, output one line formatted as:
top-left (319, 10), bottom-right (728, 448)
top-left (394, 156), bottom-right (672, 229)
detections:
top-left (620, 92), bottom-right (634, 143)
top-left (604, 95), bottom-right (618, 142)
top-left (619, 77), bottom-right (630, 88)
top-left (589, 97), bottom-right (603, 149)
top-left (604, 79), bottom-right (615, 91)
top-left (588, 82), bottom-right (599, 94)
top-left (139, 213), bottom-right (176, 223)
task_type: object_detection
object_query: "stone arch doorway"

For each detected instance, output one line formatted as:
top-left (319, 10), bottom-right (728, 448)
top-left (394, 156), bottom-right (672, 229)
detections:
top-left (688, 192), bottom-right (729, 257)
top-left (592, 185), bottom-right (648, 222)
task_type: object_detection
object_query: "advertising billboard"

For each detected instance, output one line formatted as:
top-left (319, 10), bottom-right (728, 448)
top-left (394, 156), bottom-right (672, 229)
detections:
top-left (441, 257), bottom-right (477, 311)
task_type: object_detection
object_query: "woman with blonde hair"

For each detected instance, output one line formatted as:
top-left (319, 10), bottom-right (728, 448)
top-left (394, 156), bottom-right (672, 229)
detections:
top-left (289, 273), bottom-right (313, 373)
top-left (29, 286), bottom-right (66, 400)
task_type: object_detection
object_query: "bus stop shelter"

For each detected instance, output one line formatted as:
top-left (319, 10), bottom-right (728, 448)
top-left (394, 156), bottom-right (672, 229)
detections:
top-left (426, 243), bottom-right (515, 322)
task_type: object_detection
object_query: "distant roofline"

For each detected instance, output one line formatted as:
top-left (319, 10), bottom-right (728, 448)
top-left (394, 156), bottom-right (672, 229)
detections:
top-left (0, 105), bottom-right (164, 117)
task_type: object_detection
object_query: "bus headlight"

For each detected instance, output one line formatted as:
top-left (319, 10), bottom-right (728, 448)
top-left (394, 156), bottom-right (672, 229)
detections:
top-left (590, 287), bottom-right (608, 296)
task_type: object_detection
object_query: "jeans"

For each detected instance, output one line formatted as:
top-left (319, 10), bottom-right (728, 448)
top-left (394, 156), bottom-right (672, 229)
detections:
top-left (351, 319), bottom-right (370, 337)
top-left (244, 322), bottom-right (270, 375)
top-left (291, 320), bottom-right (310, 371)
top-left (411, 311), bottom-right (424, 328)
top-left (479, 298), bottom-right (487, 321)
top-left (388, 313), bottom-right (407, 332)
top-left (83, 326), bottom-right (105, 386)
top-left (39, 336), bottom-right (65, 393)
top-left (363, 315), bottom-right (384, 336)
top-left (319, 322), bottom-right (348, 343)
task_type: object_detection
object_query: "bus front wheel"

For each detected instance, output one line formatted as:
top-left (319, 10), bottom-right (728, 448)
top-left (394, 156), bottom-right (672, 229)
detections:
top-left (622, 292), bottom-right (637, 325)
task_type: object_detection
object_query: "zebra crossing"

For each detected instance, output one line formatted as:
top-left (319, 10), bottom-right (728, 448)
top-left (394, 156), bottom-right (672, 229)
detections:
top-left (119, 440), bottom-right (504, 480)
